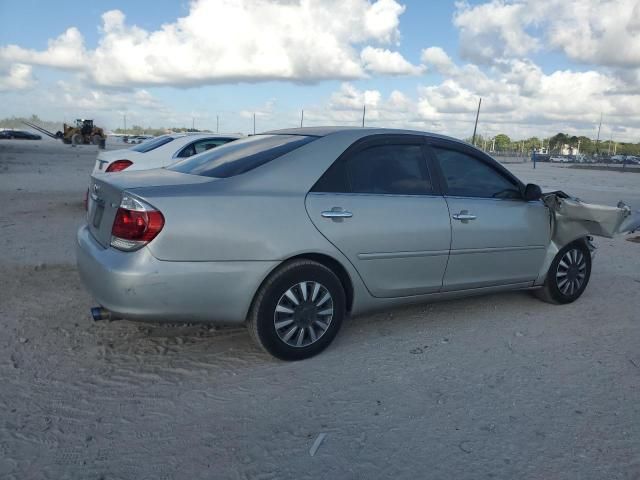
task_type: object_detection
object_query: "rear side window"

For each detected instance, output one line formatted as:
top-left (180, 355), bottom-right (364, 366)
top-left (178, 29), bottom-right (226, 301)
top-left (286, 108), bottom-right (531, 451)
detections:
top-left (169, 135), bottom-right (316, 178)
top-left (432, 147), bottom-right (521, 199)
top-left (313, 143), bottom-right (433, 195)
top-left (131, 135), bottom-right (174, 153)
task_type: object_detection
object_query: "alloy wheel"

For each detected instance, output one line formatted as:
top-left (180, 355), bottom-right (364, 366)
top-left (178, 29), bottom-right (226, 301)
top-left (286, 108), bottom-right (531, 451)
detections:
top-left (273, 281), bottom-right (334, 348)
top-left (556, 248), bottom-right (587, 296)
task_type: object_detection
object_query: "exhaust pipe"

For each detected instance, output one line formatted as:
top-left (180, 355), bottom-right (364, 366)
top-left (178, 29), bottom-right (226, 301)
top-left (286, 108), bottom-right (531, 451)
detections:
top-left (91, 307), bottom-right (114, 321)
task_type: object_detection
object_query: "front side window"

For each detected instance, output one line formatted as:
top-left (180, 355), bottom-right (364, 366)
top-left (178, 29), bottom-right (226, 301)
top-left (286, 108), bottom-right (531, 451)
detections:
top-left (313, 143), bottom-right (433, 195)
top-left (169, 134), bottom-right (316, 178)
top-left (432, 147), bottom-right (521, 199)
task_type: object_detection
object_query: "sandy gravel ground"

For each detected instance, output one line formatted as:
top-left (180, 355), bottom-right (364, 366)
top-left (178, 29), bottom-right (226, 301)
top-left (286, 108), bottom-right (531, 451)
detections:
top-left (1, 139), bottom-right (639, 480)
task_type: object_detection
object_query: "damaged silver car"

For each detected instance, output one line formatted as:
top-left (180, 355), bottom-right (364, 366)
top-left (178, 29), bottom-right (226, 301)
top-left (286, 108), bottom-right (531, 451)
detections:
top-left (76, 127), bottom-right (640, 360)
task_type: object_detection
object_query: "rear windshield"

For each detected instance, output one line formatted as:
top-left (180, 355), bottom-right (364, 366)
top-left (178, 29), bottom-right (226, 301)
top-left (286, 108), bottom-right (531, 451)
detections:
top-left (169, 134), bottom-right (316, 178)
top-left (131, 135), bottom-right (174, 153)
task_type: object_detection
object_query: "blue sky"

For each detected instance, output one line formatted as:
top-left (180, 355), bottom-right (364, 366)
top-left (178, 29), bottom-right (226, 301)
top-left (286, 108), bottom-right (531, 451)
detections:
top-left (1, 0), bottom-right (638, 140)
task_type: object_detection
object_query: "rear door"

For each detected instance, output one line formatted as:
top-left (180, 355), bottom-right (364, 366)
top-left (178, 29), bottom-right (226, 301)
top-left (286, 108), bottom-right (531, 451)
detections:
top-left (426, 140), bottom-right (551, 291)
top-left (305, 135), bottom-right (451, 298)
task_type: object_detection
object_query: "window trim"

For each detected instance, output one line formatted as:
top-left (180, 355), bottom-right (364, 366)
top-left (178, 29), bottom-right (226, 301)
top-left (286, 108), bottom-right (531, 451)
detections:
top-left (310, 134), bottom-right (441, 196)
top-left (424, 138), bottom-right (525, 201)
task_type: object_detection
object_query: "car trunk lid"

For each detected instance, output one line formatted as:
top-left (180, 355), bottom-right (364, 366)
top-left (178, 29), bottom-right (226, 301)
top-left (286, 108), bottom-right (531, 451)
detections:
top-left (87, 169), bottom-right (212, 248)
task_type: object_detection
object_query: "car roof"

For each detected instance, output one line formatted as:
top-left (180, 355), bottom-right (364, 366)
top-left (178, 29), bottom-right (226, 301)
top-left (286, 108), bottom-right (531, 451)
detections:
top-left (262, 126), bottom-right (465, 144)
top-left (168, 132), bottom-right (242, 140)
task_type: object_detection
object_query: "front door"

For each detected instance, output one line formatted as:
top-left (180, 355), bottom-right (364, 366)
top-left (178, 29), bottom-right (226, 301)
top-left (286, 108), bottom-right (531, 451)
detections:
top-left (305, 135), bottom-right (451, 298)
top-left (427, 142), bottom-right (551, 291)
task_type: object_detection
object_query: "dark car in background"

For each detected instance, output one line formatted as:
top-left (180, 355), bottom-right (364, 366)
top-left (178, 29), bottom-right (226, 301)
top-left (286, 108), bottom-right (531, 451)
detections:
top-left (0, 129), bottom-right (42, 140)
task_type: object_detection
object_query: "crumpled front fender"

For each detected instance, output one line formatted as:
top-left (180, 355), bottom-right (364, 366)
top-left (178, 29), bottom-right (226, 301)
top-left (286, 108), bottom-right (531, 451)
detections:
top-left (534, 191), bottom-right (640, 285)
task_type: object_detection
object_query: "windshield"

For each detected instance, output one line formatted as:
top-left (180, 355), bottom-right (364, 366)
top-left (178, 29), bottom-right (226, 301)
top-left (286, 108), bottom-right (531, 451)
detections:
top-left (130, 135), bottom-right (174, 153)
top-left (169, 134), bottom-right (316, 178)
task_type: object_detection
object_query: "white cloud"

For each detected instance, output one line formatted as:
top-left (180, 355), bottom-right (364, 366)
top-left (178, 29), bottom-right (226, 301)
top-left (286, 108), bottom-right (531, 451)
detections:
top-left (453, 0), bottom-right (541, 64)
top-left (330, 83), bottom-right (382, 111)
top-left (310, 53), bottom-right (640, 141)
top-left (453, 0), bottom-right (640, 71)
top-left (363, 0), bottom-right (406, 43)
top-left (0, 63), bottom-right (36, 91)
top-left (545, 0), bottom-right (640, 68)
top-left (0, 0), bottom-right (418, 88)
top-left (420, 47), bottom-right (456, 74)
top-left (360, 46), bottom-right (424, 75)
top-left (0, 27), bottom-right (88, 69)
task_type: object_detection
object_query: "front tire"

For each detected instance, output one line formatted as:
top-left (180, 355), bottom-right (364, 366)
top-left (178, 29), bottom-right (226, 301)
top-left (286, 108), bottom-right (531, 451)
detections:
top-left (535, 240), bottom-right (592, 304)
top-left (248, 260), bottom-right (346, 361)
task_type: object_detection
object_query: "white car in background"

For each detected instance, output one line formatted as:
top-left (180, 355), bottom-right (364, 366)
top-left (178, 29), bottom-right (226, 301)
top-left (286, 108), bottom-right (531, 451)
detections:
top-left (93, 133), bottom-right (242, 174)
top-left (125, 135), bottom-right (154, 144)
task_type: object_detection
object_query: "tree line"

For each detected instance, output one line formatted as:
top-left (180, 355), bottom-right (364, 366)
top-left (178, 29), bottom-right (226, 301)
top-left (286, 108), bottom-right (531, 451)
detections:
top-left (466, 132), bottom-right (640, 156)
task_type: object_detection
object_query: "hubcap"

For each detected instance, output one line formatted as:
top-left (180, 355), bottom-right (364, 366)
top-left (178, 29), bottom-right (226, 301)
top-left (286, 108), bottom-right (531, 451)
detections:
top-left (556, 248), bottom-right (587, 296)
top-left (274, 281), bottom-right (334, 348)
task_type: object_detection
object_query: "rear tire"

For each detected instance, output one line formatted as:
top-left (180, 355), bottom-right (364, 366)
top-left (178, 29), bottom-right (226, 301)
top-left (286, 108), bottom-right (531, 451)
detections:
top-left (534, 240), bottom-right (592, 304)
top-left (72, 133), bottom-right (84, 145)
top-left (91, 134), bottom-right (102, 145)
top-left (248, 260), bottom-right (346, 361)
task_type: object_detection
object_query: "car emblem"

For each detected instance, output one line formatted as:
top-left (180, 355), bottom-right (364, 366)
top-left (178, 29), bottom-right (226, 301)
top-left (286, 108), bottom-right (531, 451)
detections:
top-left (93, 183), bottom-right (101, 193)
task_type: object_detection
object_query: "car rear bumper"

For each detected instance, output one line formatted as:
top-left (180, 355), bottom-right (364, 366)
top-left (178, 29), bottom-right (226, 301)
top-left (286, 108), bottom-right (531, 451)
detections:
top-left (76, 225), bottom-right (278, 324)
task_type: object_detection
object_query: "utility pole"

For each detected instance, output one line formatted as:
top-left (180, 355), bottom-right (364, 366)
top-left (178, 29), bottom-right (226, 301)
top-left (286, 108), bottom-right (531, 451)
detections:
top-left (192, 117), bottom-right (195, 131)
top-left (253, 113), bottom-right (256, 135)
top-left (216, 115), bottom-right (219, 133)
top-left (595, 112), bottom-right (603, 154)
top-left (471, 97), bottom-right (482, 146)
top-left (362, 105), bottom-right (366, 127)
top-left (124, 114), bottom-right (127, 135)
top-left (300, 109), bottom-right (304, 128)
top-left (607, 131), bottom-right (613, 155)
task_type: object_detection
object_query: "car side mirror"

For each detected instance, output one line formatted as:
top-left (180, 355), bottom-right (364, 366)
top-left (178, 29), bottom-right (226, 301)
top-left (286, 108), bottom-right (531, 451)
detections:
top-left (523, 183), bottom-right (542, 201)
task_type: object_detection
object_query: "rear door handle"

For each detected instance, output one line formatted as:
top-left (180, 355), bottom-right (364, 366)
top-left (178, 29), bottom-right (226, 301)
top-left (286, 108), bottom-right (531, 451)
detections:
top-left (452, 210), bottom-right (476, 221)
top-left (321, 208), bottom-right (353, 219)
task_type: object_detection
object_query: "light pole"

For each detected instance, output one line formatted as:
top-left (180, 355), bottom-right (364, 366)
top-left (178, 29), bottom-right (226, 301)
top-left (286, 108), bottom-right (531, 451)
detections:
top-left (471, 97), bottom-right (482, 146)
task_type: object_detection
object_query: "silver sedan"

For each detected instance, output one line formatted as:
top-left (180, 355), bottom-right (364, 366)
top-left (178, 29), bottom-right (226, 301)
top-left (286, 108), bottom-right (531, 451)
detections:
top-left (77, 127), bottom-right (639, 360)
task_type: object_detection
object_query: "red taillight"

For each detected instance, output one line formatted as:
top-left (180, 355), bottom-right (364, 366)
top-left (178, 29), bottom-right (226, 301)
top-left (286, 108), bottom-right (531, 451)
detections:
top-left (110, 194), bottom-right (164, 251)
top-left (112, 208), bottom-right (164, 241)
top-left (106, 160), bottom-right (133, 172)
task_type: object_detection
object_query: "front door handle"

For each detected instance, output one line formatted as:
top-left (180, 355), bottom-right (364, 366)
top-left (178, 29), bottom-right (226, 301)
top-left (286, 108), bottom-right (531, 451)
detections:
top-left (321, 208), bottom-right (353, 219)
top-left (452, 210), bottom-right (476, 221)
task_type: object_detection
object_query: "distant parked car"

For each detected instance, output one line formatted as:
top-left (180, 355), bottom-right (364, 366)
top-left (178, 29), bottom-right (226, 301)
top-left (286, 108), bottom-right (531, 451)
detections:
top-left (78, 127), bottom-right (640, 360)
top-left (610, 155), bottom-right (640, 165)
top-left (125, 135), bottom-right (154, 145)
top-left (93, 133), bottom-right (241, 173)
top-left (550, 155), bottom-right (571, 163)
top-left (0, 129), bottom-right (42, 140)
